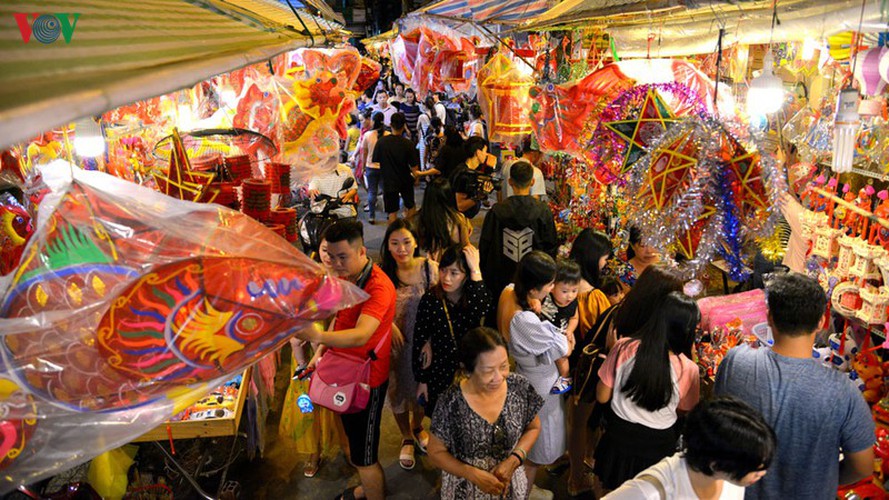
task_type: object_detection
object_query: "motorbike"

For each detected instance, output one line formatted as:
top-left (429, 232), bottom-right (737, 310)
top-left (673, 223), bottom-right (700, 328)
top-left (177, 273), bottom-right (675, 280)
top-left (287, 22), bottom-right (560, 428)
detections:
top-left (297, 177), bottom-right (357, 259)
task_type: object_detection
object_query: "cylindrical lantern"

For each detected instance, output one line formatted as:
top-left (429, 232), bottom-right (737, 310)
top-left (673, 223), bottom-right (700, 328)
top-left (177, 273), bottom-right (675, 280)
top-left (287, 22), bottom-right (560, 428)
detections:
top-left (854, 47), bottom-right (886, 96)
top-left (832, 87), bottom-right (860, 174)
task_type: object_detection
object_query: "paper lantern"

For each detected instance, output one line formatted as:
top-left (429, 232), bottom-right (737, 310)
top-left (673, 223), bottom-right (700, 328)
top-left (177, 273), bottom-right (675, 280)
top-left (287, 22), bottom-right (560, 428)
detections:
top-left (854, 47), bottom-right (886, 96)
top-left (878, 48), bottom-right (889, 85)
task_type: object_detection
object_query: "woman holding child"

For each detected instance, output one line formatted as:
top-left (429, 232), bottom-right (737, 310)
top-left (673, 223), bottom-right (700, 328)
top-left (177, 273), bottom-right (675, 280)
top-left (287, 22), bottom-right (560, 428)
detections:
top-left (504, 251), bottom-right (570, 491)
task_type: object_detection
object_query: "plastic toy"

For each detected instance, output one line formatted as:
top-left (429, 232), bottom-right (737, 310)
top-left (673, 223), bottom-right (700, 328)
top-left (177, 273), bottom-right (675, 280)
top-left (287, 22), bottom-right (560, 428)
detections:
top-left (297, 394), bottom-right (314, 414)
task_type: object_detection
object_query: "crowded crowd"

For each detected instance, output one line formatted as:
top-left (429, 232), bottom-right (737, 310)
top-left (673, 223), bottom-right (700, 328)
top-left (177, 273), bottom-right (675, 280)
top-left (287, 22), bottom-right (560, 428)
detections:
top-left (284, 66), bottom-right (876, 500)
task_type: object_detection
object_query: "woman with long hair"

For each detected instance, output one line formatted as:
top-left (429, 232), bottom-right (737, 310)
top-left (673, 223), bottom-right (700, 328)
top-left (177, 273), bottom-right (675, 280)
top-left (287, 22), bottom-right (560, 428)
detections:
top-left (505, 251), bottom-right (570, 495)
top-left (611, 265), bottom-right (685, 347)
top-left (416, 177), bottom-right (471, 261)
top-left (605, 396), bottom-right (775, 499)
top-left (564, 229), bottom-right (614, 494)
top-left (594, 292), bottom-right (701, 491)
top-left (428, 327), bottom-right (543, 499)
top-left (413, 244), bottom-right (491, 416)
top-left (379, 218), bottom-right (438, 470)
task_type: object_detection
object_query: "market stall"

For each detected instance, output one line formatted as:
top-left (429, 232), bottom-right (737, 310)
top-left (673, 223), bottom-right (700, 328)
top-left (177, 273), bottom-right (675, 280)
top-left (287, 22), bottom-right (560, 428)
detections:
top-left (361, 0), bottom-right (889, 495)
top-left (0, 0), bottom-right (386, 496)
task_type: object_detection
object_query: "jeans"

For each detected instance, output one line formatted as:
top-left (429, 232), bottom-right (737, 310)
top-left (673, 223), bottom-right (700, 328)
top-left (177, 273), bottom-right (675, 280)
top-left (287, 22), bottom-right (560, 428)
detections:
top-left (365, 168), bottom-right (382, 219)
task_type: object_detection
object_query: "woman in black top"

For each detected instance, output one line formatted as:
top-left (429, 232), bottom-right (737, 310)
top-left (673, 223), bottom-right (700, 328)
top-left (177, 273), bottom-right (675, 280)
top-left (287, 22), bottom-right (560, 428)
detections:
top-left (413, 244), bottom-right (491, 415)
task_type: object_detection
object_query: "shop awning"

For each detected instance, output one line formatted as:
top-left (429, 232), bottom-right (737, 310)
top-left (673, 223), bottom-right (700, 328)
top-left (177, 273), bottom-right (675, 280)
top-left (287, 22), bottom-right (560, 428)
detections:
top-left (0, 0), bottom-right (334, 150)
top-left (416, 0), bottom-right (554, 24)
top-left (519, 0), bottom-right (883, 57)
top-left (518, 0), bottom-right (686, 30)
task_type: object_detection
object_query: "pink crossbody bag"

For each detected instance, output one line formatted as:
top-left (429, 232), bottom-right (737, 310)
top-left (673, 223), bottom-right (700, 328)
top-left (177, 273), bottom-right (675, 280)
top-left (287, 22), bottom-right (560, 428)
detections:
top-left (309, 262), bottom-right (388, 414)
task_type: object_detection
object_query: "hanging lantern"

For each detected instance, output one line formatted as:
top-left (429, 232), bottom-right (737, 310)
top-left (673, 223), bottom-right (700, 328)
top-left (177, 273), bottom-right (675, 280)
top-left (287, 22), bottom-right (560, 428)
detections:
top-left (853, 47), bottom-right (887, 96)
top-left (747, 50), bottom-right (785, 116)
top-left (73, 117), bottom-right (105, 158)
top-left (878, 48), bottom-right (889, 85)
top-left (832, 87), bottom-right (860, 174)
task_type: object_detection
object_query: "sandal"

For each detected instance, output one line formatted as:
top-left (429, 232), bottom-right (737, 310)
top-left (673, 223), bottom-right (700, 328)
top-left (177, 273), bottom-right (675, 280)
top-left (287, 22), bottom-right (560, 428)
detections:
top-left (413, 426), bottom-right (430, 454)
top-left (303, 456), bottom-right (320, 478)
top-left (399, 439), bottom-right (416, 470)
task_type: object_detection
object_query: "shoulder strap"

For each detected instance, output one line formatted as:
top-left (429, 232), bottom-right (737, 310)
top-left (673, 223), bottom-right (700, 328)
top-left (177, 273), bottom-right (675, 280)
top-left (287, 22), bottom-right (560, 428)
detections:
top-left (441, 298), bottom-right (455, 338)
top-left (588, 303), bottom-right (618, 348)
top-left (636, 474), bottom-right (666, 500)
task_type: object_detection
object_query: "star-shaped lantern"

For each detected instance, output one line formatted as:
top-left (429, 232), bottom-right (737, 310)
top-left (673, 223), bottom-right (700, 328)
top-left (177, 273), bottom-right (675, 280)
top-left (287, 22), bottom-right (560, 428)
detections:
top-left (604, 88), bottom-right (681, 173)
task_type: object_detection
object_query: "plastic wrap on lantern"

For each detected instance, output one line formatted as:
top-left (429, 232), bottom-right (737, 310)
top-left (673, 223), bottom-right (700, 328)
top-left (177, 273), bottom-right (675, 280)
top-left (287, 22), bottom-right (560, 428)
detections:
top-left (438, 38), bottom-right (478, 94)
top-left (0, 201), bottom-right (33, 276)
top-left (354, 57), bottom-right (382, 93)
top-left (390, 30), bottom-right (421, 87)
top-left (529, 66), bottom-right (634, 156)
top-left (477, 54), bottom-right (535, 143)
top-left (233, 78), bottom-right (278, 138)
top-left (414, 28), bottom-right (458, 98)
top-left (0, 166), bottom-right (366, 489)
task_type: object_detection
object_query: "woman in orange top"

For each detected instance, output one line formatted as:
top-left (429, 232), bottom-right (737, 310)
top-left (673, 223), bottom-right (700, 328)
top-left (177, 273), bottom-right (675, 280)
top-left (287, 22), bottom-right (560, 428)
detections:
top-left (565, 229), bottom-right (613, 495)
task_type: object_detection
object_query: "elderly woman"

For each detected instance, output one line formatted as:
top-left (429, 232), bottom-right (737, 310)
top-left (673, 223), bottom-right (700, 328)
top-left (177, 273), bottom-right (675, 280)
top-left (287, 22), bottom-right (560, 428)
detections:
top-left (428, 327), bottom-right (543, 499)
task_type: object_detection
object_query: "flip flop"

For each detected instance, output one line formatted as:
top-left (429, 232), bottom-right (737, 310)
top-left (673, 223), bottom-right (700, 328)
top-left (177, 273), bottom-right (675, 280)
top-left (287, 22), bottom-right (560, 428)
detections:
top-left (399, 439), bottom-right (416, 470)
top-left (303, 457), bottom-right (320, 478)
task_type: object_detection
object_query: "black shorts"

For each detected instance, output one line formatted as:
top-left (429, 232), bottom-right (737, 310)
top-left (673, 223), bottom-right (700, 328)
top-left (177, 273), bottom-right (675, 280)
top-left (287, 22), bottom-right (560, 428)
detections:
top-left (340, 380), bottom-right (389, 467)
top-left (383, 184), bottom-right (415, 214)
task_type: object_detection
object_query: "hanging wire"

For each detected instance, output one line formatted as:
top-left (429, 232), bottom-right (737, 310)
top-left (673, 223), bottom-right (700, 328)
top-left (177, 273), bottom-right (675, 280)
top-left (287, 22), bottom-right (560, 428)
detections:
top-left (849, 0), bottom-right (869, 81)
top-left (715, 27), bottom-right (725, 112)
top-left (769, 0), bottom-right (780, 48)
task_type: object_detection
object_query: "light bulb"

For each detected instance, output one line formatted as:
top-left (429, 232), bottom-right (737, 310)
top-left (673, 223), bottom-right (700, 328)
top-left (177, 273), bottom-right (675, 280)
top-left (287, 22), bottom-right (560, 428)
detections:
top-left (73, 117), bottom-right (105, 158)
top-left (747, 50), bottom-right (785, 116)
top-left (801, 39), bottom-right (819, 61)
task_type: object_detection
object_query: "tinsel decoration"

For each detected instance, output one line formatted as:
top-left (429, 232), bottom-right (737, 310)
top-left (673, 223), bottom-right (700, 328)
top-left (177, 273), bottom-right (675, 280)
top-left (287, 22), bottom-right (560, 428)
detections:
top-left (716, 164), bottom-right (749, 281)
top-left (584, 82), bottom-right (709, 185)
top-left (624, 116), bottom-right (784, 281)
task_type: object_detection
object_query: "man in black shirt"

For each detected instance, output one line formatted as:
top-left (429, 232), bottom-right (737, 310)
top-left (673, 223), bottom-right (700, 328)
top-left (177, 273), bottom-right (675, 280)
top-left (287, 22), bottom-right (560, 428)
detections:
top-left (479, 159), bottom-right (558, 301)
top-left (373, 112), bottom-right (420, 224)
top-left (450, 136), bottom-right (494, 220)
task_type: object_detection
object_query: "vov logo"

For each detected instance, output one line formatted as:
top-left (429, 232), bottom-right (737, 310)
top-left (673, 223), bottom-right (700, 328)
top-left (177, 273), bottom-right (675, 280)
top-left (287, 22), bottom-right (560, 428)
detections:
top-left (13, 13), bottom-right (80, 44)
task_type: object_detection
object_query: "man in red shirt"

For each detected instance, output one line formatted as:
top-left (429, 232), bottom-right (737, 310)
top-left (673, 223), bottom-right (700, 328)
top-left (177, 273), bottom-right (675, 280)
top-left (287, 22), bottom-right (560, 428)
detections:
top-left (294, 220), bottom-right (395, 500)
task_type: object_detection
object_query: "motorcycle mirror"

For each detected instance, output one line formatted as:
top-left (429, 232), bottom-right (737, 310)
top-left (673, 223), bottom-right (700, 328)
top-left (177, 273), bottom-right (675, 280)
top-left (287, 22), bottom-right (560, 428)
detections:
top-left (342, 177), bottom-right (355, 190)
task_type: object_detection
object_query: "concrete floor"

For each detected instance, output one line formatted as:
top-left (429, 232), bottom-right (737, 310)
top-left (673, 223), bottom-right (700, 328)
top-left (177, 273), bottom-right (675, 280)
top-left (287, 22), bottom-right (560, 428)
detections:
top-left (227, 187), bottom-right (593, 499)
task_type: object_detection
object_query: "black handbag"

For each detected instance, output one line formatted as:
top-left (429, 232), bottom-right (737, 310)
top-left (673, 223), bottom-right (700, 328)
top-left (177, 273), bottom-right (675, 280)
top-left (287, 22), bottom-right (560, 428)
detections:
top-left (573, 304), bottom-right (618, 404)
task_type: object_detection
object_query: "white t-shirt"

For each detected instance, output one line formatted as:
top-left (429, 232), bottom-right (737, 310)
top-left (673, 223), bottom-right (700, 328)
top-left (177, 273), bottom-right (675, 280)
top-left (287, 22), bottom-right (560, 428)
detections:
top-left (501, 160), bottom-right (546, 199)
top-left (434, 102), bottom-right (447, 123)
top-left (598, 338), bottom-right (699, 430)
top-left (372, 105), bottom-right (397, 126)
top-left (604, 454), bottom-right (745, 500)
top-left (468, 120), bottom-right (485, 138)
top-left (308, 163), bottom-right (357, 218)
